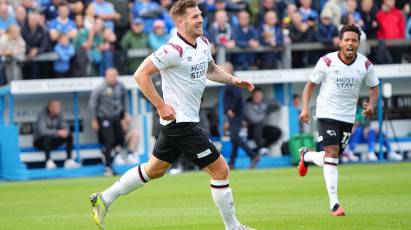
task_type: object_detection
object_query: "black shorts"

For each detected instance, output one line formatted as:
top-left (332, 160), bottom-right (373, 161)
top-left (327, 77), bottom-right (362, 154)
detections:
top-left (153, 121), bottom-right (220, 169)
top-left (317, 118), bottom-right (353, 154)
top-left (97, 117), bottom-right (125, 147)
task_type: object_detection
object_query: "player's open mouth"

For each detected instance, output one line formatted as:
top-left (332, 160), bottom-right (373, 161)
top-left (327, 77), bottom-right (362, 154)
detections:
top-left (346, 47), bottom-right (354, 54)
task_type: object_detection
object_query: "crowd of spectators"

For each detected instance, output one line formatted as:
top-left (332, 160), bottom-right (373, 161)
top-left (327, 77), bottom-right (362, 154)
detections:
top-left (0, 0), bottom-right (410, 85)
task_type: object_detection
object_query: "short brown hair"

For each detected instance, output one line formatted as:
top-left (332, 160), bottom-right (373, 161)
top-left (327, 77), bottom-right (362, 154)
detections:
top-left (339, 24), bottom-right (361, 40)
top-left (170, 0), bottom-right (198, 21)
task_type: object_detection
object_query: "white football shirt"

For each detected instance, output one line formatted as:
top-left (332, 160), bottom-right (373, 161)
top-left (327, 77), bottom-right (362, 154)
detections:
top-left (310, 51), bottom-right (379, 123)
top-left (149, 33), bottom-right (212, 125)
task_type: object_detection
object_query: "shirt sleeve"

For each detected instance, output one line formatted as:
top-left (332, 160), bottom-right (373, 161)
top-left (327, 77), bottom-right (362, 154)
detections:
top-left (48, 20), bottom-right (57, 30)
top-left (309, 57), bottom-right (327, 84)
top-left (149, 44), bottom-right (180, 70)
top-left (207, 43), bottom-right (213, 62)
top-left (364, 61), bottom-right (379, 87)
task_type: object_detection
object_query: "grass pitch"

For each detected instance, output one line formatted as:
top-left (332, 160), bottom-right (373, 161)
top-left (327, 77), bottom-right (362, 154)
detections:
top-left (1, 162), bottom-right (410, 230)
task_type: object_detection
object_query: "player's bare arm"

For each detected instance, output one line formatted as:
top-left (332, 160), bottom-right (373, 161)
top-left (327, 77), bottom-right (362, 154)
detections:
top-left (363, 85), bottom-right (379, 117)
top-left (134, 57), bottom-right (176, 120)
top-left (299, 81), bottom-right (317, 123)
top-left (207, 60), bottom-right (254, 92)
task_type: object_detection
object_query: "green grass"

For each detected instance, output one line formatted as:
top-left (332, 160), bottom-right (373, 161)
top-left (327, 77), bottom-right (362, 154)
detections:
top-left (1, 162), bottom-right (411, 230)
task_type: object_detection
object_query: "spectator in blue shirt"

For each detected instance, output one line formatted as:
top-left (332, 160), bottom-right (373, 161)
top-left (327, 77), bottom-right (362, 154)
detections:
top-left (158, 0), bottom-right (175, 33)
top-left (41, 0), bottom-right (60, 21)
top-left (89, 0), bottom-right (120, 31)
top-left (53, 33), bottom-right (75, 78)
top-left (148, 20), bottom-right (170, 50)
top-left (0, 1), bottom-right (16, 35)
top-left (232, 11), bottom-right (259, 70)
top-left (258, 10), bottom-right (283, 69)
top-left (41, 0), bottom-right (84, 21)
top-left (406, 15), bottom-right (411, 39)
top-left (299, 0), bottom-right (319, 22)
top-left (131, 0), bottom-right (161, 34)
top-left (48, 3), bottom-right (77, 42)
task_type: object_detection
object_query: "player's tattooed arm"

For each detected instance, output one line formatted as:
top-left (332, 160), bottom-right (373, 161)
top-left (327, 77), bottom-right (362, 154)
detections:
top-left (206, 60), bottom-right (235, 84)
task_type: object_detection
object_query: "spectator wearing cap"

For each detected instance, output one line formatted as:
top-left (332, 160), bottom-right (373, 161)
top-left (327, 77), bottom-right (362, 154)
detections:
top-left (315, 9), bottom-right (339, 46)
top-left (231, 10), bottom-right (259, 70)
top-left (148, 19), bottom-right (169, 50)
top-left (88, 0), bottom-right (120, 32)
top-left (120, 18), bottom-right (148, 73)
top-left (48, 3), bottom-right (77, 42)
top-left (131, 0), bottom-right (161, 34)
top-left (258, 10), bottom-right (283, 69)
top-left (0, 1), bottom-right (16, 35)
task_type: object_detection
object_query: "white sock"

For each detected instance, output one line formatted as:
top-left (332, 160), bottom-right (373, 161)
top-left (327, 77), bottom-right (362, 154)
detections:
top-left (323, 158), bottom-right (339, 210)
top-left (211, 179), bottom-right (240, 230)
top-left (102, 163), bottom-right (150, 205)
top-left (304, 151), bottom-right (325, 167)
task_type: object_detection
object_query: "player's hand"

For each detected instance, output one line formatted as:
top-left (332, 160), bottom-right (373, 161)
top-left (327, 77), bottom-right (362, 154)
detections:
top-left (227, 109), bottom-right (235, 118)
top-left (299, 109), bottom-right (310, 124)
top-left (92, 118), bottom-right (99, 130)
top-left (362, 102), bottom-right (374, 118)
top-left (233, 78), bottom-right (254, 92)
top-left (121, 113), bottom-right (130, 130)
top-left (57, 129), bottom-right (68, 138)
top-left (157, 103), bottom-right (176, 121)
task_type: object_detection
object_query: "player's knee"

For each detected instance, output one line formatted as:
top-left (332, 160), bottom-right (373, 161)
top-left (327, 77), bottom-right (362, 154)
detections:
top-left (324, 146), bottom-right (339, 158)
top-left (145, 167), bottom-right (166, 179)
top-left (210, 165), bottom-right (229, 180)
top-left (324, 152), bottom-right (338, 159)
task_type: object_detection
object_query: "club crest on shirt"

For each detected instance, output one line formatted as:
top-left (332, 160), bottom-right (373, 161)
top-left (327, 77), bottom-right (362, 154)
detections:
top-left (326, 130), bottom-right (336, 136)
